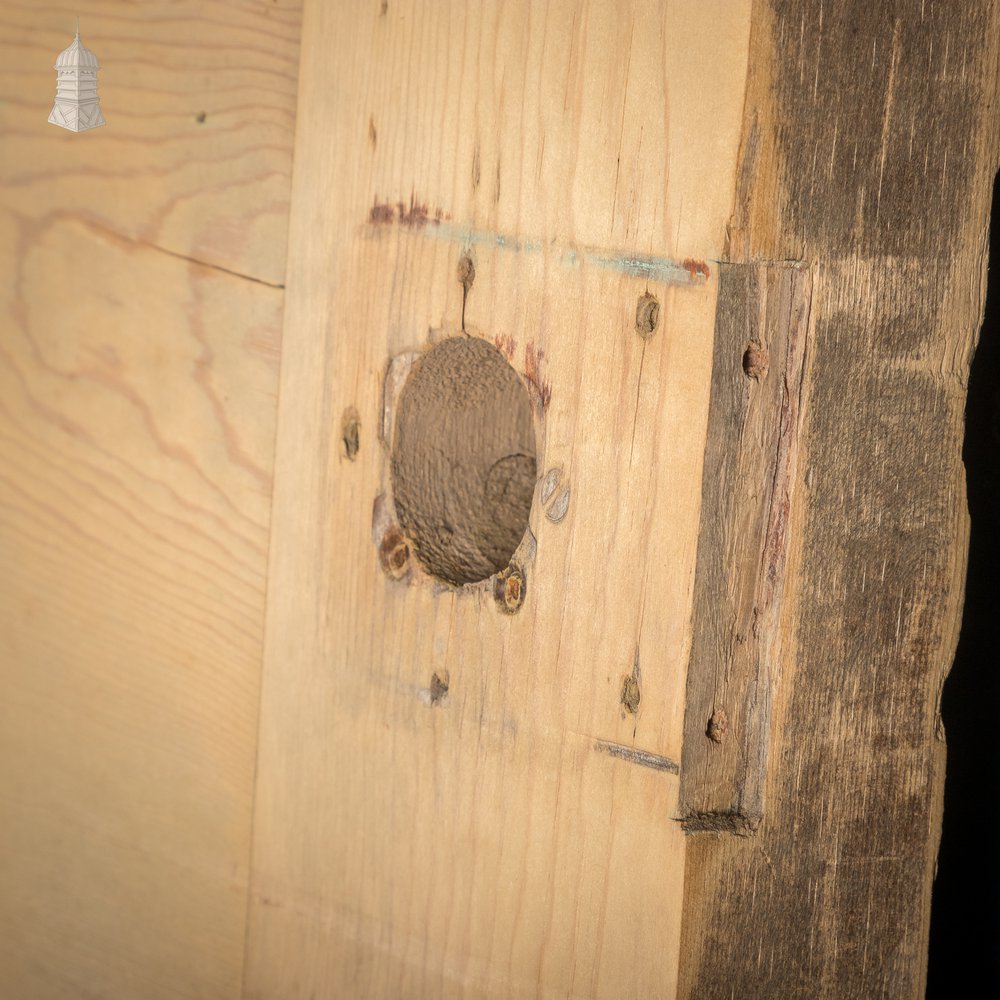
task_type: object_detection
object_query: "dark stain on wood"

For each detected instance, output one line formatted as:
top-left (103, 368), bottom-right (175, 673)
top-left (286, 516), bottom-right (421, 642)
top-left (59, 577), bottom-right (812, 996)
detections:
top-left (493, 333), bottom-right (517, 360)
top-left (397, 198), bottom-right (430, 227)
top-left (774, 2), bottom-right (989, 260)
top-left (727, 2), bottom-right (996, 264)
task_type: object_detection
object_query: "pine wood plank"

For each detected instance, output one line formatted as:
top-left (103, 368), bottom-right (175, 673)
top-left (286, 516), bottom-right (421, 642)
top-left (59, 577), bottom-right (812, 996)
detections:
top-left (0, 3), bottom-right (300, 998)
top-left (243, 2), bottom-right (753, 997)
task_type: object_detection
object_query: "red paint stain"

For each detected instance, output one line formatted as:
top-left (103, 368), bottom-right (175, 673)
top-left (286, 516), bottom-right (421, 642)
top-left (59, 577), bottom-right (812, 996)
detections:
top-left (494, 333), bottom-right (517, 359)
top-left (397, 197), bottom-right (429, 227)
top-left (523, 343), bottom-right (552, 411)
top-left (369, 194), bottom-right (451, 228)
top-left (369, 201), bottom-right (395, 224)
top-left (682, 258), bottom-right (711, 281)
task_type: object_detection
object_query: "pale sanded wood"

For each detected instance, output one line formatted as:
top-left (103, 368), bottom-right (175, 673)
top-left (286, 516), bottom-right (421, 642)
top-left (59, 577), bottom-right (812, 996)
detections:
top-left (243, 2), bottom-right (753, 997)
top-left (0, 3), bottom-right (300, 998)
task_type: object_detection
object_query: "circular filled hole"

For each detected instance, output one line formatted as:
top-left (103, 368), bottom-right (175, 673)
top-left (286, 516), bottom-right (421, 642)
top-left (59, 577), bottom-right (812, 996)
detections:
top-left (390, 336), bottom-right (537, 585)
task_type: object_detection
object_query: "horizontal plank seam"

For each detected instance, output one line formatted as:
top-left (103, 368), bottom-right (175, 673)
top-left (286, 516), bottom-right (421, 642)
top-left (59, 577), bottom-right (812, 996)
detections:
top-left (81, 216), bottom-right (286, 289)
top-left (135, 240), bottom-right (286, 289)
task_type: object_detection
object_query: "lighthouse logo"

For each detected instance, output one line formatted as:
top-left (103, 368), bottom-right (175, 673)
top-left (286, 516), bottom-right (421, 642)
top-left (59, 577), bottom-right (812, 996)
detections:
top-left (48, 20), bottom-right (105, 132)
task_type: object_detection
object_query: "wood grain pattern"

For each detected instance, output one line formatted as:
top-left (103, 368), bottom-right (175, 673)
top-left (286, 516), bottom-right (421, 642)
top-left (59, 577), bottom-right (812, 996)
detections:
top-left (679, 260), bottom-right (813, 834)
top-left (679, 2), bottom-right (1000, 996)
top-left (243, 2), bottom-right (753, 997)
top-left (0, 3), bottom-right (300, 998)
top-left (4, 3), bottom-right (987, 995)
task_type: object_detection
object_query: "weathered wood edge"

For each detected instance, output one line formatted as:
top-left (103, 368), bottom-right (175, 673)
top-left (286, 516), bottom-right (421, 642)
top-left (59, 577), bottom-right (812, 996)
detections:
top-left (678, 0), bottom-right (1000, 995)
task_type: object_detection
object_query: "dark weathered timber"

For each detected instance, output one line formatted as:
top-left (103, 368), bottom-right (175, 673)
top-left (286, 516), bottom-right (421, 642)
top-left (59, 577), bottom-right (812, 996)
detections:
top-left (679, 1), bottom-right (1000, 997)
top-left (679, 262), bottom-right (812, 834)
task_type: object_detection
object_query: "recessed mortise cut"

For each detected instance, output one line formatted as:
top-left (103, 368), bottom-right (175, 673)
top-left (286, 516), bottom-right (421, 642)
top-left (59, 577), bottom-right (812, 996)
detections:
top-left (391, 336), bottom-right (536, 585)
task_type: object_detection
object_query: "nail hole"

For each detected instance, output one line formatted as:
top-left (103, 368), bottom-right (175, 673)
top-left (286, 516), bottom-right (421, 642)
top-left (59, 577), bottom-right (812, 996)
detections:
top-left (743, 343), bottom-right (769, 380)
top-left (494, 562), bottom-right (526, 614)
top-left (621, 674), bottom-right (641, 714)
top-left (429, 671), bottom-right (449, 704)
top-left (635, 292), bottom-right (660, 339)
top-left (707, 709), bottom-right (729, 743)
top-left (457, 255), bottom-right (475, 292)
top-left (458, 255), bottom-right (475, 331)
top-left (378, 526), bottom-right (410, 580)
top-left (341, 407), bottom-right (360, 460)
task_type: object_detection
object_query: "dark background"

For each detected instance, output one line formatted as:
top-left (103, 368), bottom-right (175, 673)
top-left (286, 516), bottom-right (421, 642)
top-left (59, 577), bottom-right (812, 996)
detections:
top-left (926, 171), bottom-right (1000, 994)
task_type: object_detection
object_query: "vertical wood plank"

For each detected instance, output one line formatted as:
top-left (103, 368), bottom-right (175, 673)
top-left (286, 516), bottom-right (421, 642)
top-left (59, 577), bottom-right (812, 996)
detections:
top-left (0, 4), bottom-right (300, 998)
top-left (244, 2), bottom-right (753, 997)
top-left (679, 2), bottom-right (1000, 996)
